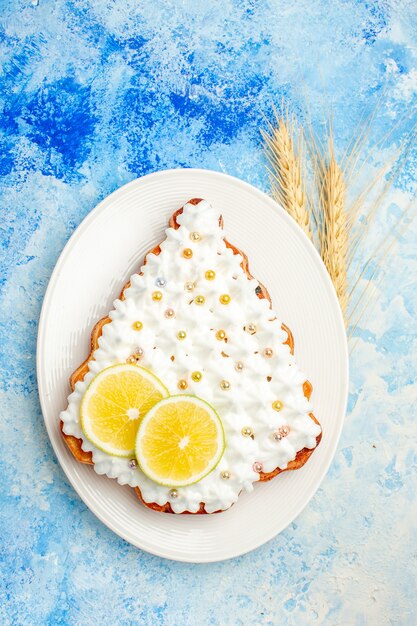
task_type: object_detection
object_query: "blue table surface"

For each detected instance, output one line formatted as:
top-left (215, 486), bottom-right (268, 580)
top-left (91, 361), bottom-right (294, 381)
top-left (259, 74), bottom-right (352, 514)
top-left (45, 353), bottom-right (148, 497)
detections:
top-left (1, 1), bottom-right (416, 624)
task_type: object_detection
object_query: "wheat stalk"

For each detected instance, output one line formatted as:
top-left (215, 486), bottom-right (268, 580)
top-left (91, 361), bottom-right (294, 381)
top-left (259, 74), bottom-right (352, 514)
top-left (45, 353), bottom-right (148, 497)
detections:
top-left (263, 102), bottom-right (415, 331)
top-left (262, 115), bottom-right (313, 240)
top-left (318, 147), bottom-right (348, 319)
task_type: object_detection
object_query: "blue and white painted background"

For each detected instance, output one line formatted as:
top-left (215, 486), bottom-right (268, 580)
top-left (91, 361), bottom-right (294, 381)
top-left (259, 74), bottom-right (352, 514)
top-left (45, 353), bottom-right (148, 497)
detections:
top-left (1, 1), bottom-right (416, 624)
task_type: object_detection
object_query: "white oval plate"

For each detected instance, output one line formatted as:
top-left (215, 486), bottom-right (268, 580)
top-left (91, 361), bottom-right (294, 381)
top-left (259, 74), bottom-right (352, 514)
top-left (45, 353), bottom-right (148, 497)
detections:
top-left (37, 169), bottom-right (348, 563)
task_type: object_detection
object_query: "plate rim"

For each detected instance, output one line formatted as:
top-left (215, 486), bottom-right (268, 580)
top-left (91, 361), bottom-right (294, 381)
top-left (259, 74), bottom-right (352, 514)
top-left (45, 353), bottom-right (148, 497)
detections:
top-left (37, 168), bottom-right (349, 562)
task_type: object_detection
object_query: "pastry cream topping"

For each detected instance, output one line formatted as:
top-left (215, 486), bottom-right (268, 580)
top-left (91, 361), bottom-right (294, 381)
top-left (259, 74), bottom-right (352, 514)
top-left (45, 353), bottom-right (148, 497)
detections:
top-left (61, 200), bottom-right (321, 513)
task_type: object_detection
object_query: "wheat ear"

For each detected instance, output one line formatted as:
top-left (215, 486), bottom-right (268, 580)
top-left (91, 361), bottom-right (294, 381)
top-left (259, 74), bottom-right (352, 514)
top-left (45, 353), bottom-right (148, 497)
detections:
top-left (262, 116), bottom-right (313, 240)
top-left (319, 149), bottom-right (348, 319)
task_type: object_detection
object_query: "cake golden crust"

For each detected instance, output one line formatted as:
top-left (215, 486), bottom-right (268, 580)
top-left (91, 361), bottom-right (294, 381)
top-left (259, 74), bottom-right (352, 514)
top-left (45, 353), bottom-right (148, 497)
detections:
top-left (61, 198), bottom-right (322, 513)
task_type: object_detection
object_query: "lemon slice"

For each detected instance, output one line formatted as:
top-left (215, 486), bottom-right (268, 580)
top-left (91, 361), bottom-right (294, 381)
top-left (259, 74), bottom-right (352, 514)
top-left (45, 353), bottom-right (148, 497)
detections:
top-left (80, 364), bottom-right (168, 457)
top-left (135, 395), bottom-right (225, 487)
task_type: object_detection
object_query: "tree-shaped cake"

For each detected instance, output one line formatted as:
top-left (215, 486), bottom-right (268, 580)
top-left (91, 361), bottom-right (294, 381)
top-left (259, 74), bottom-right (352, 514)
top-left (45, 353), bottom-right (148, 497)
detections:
top-left (61, 199), bottom-right (321, 514)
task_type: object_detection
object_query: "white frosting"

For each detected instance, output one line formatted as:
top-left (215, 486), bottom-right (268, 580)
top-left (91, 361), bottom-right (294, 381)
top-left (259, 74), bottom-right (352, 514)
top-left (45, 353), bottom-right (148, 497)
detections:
top-left (61, 200), bottom-right (321, 513)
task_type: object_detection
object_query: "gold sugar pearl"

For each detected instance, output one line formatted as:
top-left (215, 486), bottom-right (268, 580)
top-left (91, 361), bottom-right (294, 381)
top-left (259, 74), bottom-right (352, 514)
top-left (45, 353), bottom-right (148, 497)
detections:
top-left (263, 348), bottom-right (273, 358)
top-left (235, 361), bottom-right (244, 372)
top-left (245, 323), bottom-right (256, 334)
top-left (272, 400), bottom-right (284, 412)
top-left (132, 321), bottom-right (143, 331)
top-left (195, 295), bottom-right (205, 305)
top-left (165, 308), bottom-right (175, 318)
top-left (191, 371), bottom-right (202, 382)
top-left (219, 294), bottom-right (231, 305)
top-left (178, 379), bottom-right (188, 390)
top-left (177, 330), bottom-right (187, 340)
top-left (216, 329), bottom-right (227, 341)
top-left (241, 426), bottom-right (253, 437)
top-left (152, 291), bottom-right (163, 301)
top-left (220, 380), bottom-right (230, 390)
top-left (184, 281), bottom-right (195, 292)
top-left (220, 470), bottom-right (231, 480)
top-left (190, 231), bottom-right (201, 242)
top-left (205, 270), bottom-right (216, 280)
top-left (182, 248), bottom-right (193, 259)
top-left (126, 349), bottom-right (143, 364)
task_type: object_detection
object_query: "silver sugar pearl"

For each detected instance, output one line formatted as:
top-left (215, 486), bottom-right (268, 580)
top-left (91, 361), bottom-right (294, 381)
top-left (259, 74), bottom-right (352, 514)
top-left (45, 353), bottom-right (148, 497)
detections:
top-left (169, 489), bottom-right (179, 499)
top-left (253, 461), bottom-right (263, 473)
top-left (128, 458), bottom-right (138, 469)
top-left (155, 277), bottom-right (166, 288)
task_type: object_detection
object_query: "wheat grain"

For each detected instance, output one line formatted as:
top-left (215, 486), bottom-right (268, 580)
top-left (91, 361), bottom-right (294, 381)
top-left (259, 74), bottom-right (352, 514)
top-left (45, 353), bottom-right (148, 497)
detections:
top-left (319, 149), bottom-right (349, 319)
top-left (262, 116), bottom-right (313, 240)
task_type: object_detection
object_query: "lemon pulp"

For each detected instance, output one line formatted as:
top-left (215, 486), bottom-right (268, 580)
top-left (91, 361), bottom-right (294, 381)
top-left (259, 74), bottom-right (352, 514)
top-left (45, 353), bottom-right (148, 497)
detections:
top-left (135, 395), bottom-right (225, 487)
top-left (80, 364), bottom-right (168, 457)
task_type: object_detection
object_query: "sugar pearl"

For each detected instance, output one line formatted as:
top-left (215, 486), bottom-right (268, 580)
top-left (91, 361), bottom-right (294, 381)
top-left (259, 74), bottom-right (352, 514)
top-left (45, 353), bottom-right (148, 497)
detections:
top-left (245, 323), bottom-right (256, 334)
top-left (177, 330), bottom-right (187, 340)
top-left (190, 231), bottom-right (201, 242)
top-left (253, 462), bottom-right (263, 473)
top-left (127, 349), bottom-right (143, 363)
top-left (220, 380), bottom-right (230, 390)
top-left (155, 277), bottom-right (166, 288)
top-left (235, 361), bottom-right (244, 371)
top-left (272, 426), bottom-right (290, 441)
top-left (263, 348), bottom-right (273, 358)
top-left (178, 379), bottom-right (188, 390)
top-left (241, 426), bottom-right (253, 437)
top-left (191, 371), bottom-right (202, 382)
top-left (165, 308), bottom-right (175, 318)
top-left (184, 281), bottom-right (195, 292)
top-left (132, 321), bottom-right (143, 331)
top-left (205, 270), bottom-right (216, 280)
top-left (216, 329), bottom-right (226, 340)
top-left (152, 291), bottom-right (163, 301)
top-left (128, 459), bottom-right (138, 469)
top-left (221, 470), bottom-right (231, 480)
top-left (169, 489), bottom-right (179, 499)
top-left (195, 295), bottom-right (205, 305)
top-left (219, 294), bottom-right (231, 305)
top-left (272, 400), bottom-right (284, 412)
top-left (182, 248), bottom-right (193, 259)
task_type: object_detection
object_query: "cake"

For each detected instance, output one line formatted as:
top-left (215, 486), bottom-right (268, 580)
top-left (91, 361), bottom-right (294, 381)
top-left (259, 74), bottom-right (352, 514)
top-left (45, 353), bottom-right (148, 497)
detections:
top-left (60, 198), bottom-right (322, 514)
